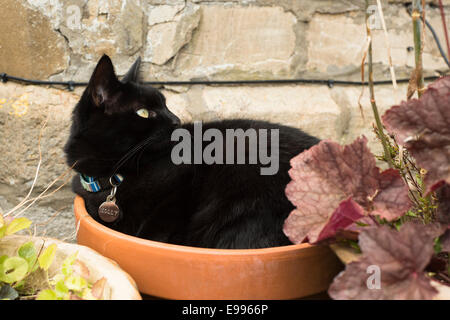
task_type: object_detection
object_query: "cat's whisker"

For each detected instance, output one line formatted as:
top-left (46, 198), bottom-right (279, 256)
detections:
top-left (113, 137), bottom-right (151, 167)
top-left (111, 135), bottom-right (155, 175)
top-left (135, 143), bottom-right (152, 175)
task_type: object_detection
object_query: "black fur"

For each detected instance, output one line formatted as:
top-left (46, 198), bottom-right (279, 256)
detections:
top-left (64, 55), bottom-right (319, 249)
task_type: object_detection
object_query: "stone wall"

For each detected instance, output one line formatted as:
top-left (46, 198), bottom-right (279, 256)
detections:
top-left (0, 0), bottom-right (449, 239)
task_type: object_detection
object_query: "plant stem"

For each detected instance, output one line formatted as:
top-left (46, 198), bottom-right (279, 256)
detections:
top-left (412, 0), bottom-right (425, 97)
top-left (365, 0), bottom-right (394, 168)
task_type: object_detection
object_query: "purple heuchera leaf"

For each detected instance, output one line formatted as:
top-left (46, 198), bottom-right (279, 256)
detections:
top-left (316, 198), bottom-right (365, 241)
top-left (283, 137), bottom-right (411, 243)
top-left (328, 223), bottom-right (440, 300)
top-left (382, 76), bottom-right (450, 192)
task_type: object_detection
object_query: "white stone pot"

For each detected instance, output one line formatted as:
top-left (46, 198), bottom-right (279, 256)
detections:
top-left (0, 235), bottom-right (141, 300)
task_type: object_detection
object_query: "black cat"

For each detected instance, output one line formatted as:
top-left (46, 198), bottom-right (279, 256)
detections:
top-left (64, 55), bottom-right (319, 249)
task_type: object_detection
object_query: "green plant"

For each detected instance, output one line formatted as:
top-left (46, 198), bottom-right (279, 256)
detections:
top-left (0, 214), bottom-right (107, 300)
top-left (283, 76), bottom-right (450, 299)
top-left (282, 1), bottom-right (449, 299)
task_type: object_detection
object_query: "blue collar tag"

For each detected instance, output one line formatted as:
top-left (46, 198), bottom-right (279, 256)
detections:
top-left (80, 174), bottom-right (123, 193)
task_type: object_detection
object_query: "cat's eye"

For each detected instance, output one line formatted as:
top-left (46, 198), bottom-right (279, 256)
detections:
top-left (136, 108), bottom-right (155, 119)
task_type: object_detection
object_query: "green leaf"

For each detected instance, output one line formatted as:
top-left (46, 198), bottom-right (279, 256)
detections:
top-left (36, 289), bottom-right (58, 300)
top-left (0, 256), bottom-right (28, 283)
top-left (65, 275), bottom-right (88, 292)
top-left (38, 243), bottom-right (57, 271)
top-left (355, 221), bottom-right (370, 227)
top-left (406, 210), bottom-right (418, 218)
top-left (0, 284), bottom-right (19, 300)
top-left (62, 252), bottom-right (78, 276)
top-left (434, 237), bottom-right (442, 254)
top-left (0, 214), bottom-right (5, 238)
top-left (50, 273), bottom-right (65, 286)
top-left (13, 279), bottom-right (26, 292)
top-left (394, 219), bottom-right (402, 231)
top-left (81, 288), bottom-right (96, 300)
top-left (348, 240), bottom-right (361, 253)
top-left (18, 241), bottom-right (36, 259)
top-left (5, 217), bottom-right (32, 235)
top-left (0, 225), bottom-right (6, 239)
top-left (18, 241), bottom-right (38, 273)
top-left (55, 279), bottom-right (69, 299)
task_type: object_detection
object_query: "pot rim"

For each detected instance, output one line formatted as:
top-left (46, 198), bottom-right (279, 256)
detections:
top-left (74, 195), bottom-right (313, 256)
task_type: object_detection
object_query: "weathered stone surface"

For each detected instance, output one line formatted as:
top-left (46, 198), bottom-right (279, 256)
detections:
top-left (45, 0), bottom-right (145, 81)
top-left (196, 86), bottom-right (343, 141)
top-left (175, 5), bottom-right (297, 79)
top-left (161, 89), bottom-right (193, 123)
top-left (6, 0), bottom-right (448, 83)
top-left (306, 9), bottom-right (449, 78)
top-left (388, 0), bottom-right (450, 4)
top-left (144, 3), bottom-right (201, 65)
top-left (114, 0), bottom-right (145, 56)
top-left (162, 83), bottom-right (413, 157)
top-left (307, 14), bottom-right (367, 75)
top-left (421, 8), bottom-right (450, 71)
top-left (0, 82), bottom-right (78, 239)
top-left (147, 3), bottom-right (186, 25)
top-left (147, 0), bottom-right (186, 5)
top-left (329, 83), bottom-right (411, 158)
top-left (0, 193), bottom-right (76, 242)
top-left (258, 0), bottom-right (364, 22)
top-left (0, 83), bottom-right (77, 190)
top-left (0, 0), bottom-right (69, 79)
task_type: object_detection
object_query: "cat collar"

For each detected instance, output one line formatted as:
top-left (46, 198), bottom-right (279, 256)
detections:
top-left (79, 173), bottom-right (124, 193)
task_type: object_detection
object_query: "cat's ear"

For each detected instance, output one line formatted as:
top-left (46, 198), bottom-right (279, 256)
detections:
top-left (121, 56), bottom-right (141, 83)
top-left (88, 54), bottom-right (120, 107)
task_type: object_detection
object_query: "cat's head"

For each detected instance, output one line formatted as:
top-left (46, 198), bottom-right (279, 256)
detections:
top-left (64, 54), bottom-right (181, 176)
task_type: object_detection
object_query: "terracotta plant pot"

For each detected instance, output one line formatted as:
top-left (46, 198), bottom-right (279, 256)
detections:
top-left (0, 235), bottom-right (141, 300)
top-left (74, 196), bottom-right (343, 299)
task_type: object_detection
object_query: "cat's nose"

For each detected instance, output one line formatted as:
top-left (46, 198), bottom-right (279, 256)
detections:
top-left (165, 109), bottom-right (181, 126)
top-left (171, 115), bottom-right (181, 126)
top-left (173, 118), bottom-right (181, 126)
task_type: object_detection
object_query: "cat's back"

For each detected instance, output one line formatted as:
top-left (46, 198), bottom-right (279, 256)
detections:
top-left (180, 118), bottom-right (319, 153)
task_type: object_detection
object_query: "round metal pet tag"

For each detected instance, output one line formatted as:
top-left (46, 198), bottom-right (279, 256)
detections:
top-left (98, 199), bottom-right (120, 223)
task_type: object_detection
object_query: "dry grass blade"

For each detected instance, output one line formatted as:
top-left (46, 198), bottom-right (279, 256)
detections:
top-left (5, 116), bottom-right (48, 216)
top-left (10, 164), bottom-right (74, 219)
top-left (376, 0), bottom-right (398, 89)
top-left (412, 0), bottom-right (426, 97)
top-left (60, 219), bottom-right (81, 242)
top-left (32, 205), bottom-right (71, 238)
